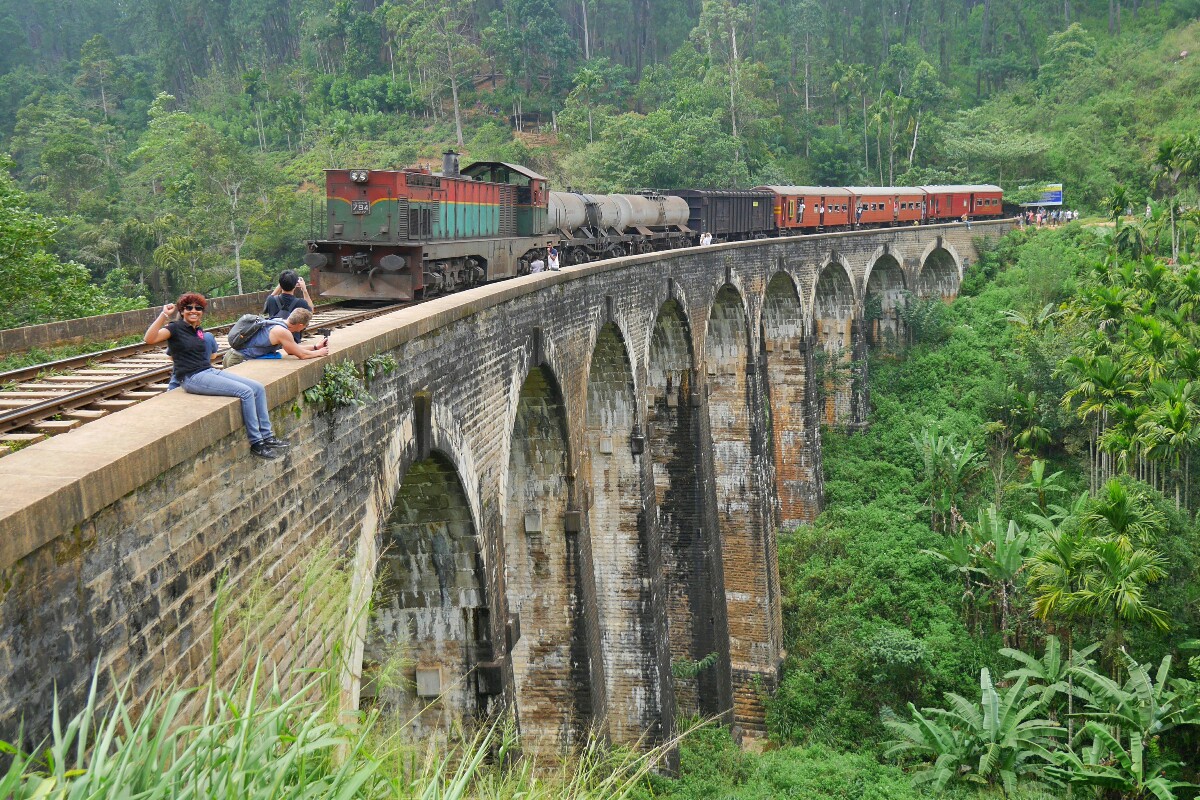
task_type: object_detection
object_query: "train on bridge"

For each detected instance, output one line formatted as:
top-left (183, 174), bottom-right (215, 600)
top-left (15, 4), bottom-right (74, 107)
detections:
top-left (304, 151), bottom-right (1003, 301)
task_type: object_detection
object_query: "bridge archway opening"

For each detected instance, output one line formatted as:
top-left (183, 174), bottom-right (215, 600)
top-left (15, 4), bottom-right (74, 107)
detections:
top-left (918, 247), bottom-right (960, 300)
top-left (368, 451), bottom-right (487, 735)
top-left (813, 262), bottom-right (855, 425)
top-left (864, 255), bottom-right (907, 350)
top-left (505, 365), bottom-right (591, 753)
top-left (648, 300), bottom-right (721, 719)
top-left (586, 321), bottom-right (656, 744)
top-left (763, 272), bottom-right (820, 526)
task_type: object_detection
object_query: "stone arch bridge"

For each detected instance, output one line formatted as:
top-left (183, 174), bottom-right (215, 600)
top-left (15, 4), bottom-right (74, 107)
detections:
top-left (0, 220), bottom-right (1013, 750)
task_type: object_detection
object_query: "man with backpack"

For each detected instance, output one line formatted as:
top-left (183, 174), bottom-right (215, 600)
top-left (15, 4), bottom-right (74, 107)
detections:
top-left (223, 307), bottom-right (329, 367)
top-left (264, 270), bottom-right (313, 344)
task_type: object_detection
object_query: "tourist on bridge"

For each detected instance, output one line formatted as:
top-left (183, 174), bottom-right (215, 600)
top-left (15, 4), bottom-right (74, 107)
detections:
top-left (264, 270), bottom-right (313, 344)
top-left (223, 307), bottom-right (329, 368)
top-left (167, 329), bottom-right (217, 391)
top-left (145, 293), bottom-right (289, 460)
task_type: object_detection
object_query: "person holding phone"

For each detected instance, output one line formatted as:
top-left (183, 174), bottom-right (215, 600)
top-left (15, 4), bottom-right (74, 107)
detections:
top-left (265, 270), bottom-right (313, 343)
top-left (145, 292), bottom-right (288, 460)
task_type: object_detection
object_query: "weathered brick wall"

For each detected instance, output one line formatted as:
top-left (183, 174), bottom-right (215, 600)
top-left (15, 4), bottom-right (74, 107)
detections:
top-left (0, 221), bottom-right (1016, 750)
top-left (648, 301), bottom-right (723, 719)
top-left (504, 367), bottom-right (591, 752)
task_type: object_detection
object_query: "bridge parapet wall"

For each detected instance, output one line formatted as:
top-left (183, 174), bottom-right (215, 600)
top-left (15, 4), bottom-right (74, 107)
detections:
top-left (0, 220), bottom-right (1015, 749)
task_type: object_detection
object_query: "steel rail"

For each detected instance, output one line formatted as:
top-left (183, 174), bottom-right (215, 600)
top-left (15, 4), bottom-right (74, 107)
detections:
top-left (0, 301), bottom-right (352, 386)
top-left (0, 302), bottom-right (407, 438)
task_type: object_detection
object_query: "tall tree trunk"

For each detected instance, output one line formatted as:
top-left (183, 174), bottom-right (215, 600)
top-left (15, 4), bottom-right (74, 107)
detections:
top-left (728, 18), bottom-right (740, 149)
top-left (804, 32), bottom-right (811, 158)
top-left (232, 220), bottom-right (243, 294)
top-left (446, 35), bottom-right (464, 146)
top-left (862, 94), bottom-right (869, 171)
top-left (581, 0), bottom-right (590, 60)
top-left (909, 115), bottom-right (920, 164)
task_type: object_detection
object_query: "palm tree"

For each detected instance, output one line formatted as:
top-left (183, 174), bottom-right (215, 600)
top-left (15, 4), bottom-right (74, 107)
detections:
top-left (1137, 380), bottom-right (1200, 508)
top-left (1154, 132), bottom-right (1200, 262)
top-left (1071, 538), bottom-right (1169, 666)
top-left (1083, 479), bottom-right (1167, 553)
top-left (1061, 354), bottom-right (1129, 490)
top-left (1020, 459), bottom-right (1067, 515)
top-left (972, 506), bottom-right (1031, 647)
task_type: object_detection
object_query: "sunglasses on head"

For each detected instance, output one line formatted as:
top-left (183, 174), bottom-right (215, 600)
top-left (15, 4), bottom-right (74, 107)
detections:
top-left (182, 304), bottom-right (205, 311)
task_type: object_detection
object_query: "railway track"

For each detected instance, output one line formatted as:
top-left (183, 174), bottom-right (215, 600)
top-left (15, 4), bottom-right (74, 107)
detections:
top-left (0, 302), bottom-right (406, 453)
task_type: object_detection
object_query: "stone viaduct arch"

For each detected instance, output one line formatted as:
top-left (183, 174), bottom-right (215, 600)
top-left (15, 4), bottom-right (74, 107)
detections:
top-left (0, 222), bottom-right (1014, 751)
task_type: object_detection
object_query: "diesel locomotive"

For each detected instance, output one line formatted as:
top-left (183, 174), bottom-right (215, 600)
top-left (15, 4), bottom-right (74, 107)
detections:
top-left (304, 151), bottom-right (1003, 301)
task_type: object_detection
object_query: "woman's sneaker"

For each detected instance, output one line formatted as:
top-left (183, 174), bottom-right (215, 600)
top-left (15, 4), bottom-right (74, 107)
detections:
top-left (251, 440), bottom-right (283, 460)
top-left (262, 436), bottom-right (291, 449)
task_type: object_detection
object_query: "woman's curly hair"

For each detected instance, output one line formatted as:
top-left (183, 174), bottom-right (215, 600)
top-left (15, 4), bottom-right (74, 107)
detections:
top-left (176, 292), bottom-right (208, 310)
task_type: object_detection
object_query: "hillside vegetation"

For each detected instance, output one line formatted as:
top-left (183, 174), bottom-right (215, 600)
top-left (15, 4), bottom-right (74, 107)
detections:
top-left (2, 1), bottom-right (1200, 314)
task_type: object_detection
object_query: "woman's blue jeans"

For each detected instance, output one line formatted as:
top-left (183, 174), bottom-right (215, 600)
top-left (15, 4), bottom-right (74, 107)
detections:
top-left (183, 368), bottom-right (274, 444)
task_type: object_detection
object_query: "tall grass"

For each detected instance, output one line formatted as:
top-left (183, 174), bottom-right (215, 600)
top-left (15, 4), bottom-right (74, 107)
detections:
top-left (0, 539), bottom-right (685, 799)
top-left (0, 663), bottom-right (384, 799)
top-left (0, 664), bottom-right (684, 799)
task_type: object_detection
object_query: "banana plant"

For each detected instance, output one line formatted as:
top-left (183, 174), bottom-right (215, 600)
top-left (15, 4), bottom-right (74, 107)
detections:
top-left (1048, 721), bottom-right (1196, 799)
top-left (885, 668), bottom-right (1064, 796)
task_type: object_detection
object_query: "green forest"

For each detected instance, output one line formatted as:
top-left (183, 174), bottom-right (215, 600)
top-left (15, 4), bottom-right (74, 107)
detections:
top-left (7, 1), bottom-right (1200, 798)
top-left (3, 0), bottom-right (1200, 317)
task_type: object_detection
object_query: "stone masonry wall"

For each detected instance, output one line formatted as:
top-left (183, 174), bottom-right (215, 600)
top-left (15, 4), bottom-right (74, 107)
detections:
top-left (0, 220), bottom-right (1015, 748)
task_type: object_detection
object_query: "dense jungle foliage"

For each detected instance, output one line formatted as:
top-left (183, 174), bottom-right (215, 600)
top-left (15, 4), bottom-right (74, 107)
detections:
top-left (2, 0), bottom-right (1200, 315)
top-left (643, 227), bottom-right (1200, 798)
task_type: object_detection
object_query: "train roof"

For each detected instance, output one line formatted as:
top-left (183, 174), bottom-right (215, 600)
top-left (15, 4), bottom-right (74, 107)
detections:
top-left (668, 188), bottom-right (774, 196)
top-left (754, 186), bottom-right (852, 197)
top-left (920, 184), bottom-right (1003, 193)
top-left (844, 186), bottom-right (924, 196)
top-left (461, 161), bottom-right (549, 182)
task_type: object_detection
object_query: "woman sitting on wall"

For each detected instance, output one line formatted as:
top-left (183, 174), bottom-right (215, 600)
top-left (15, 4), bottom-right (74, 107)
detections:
top-left (144, 292), bottom-right (288, 460)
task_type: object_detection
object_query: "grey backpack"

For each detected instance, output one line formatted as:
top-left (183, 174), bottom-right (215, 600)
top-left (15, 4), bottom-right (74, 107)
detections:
top-left (227, 314), bottom-right (271, 350)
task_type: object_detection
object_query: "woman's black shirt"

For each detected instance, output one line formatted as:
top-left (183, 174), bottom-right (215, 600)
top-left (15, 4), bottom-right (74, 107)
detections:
top-left (166, 320), bottom-right (212, 380)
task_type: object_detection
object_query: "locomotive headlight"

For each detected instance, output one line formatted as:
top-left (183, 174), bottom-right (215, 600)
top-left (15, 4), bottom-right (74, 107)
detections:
top-left (349, 169), bottom-right (369, 183)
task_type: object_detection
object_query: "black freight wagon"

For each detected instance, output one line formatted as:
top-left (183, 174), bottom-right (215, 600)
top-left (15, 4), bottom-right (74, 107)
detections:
top-left (666, 189), bottom-right (775, 241)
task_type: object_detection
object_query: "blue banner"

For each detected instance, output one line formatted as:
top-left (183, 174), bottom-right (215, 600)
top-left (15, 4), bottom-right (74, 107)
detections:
top-left (1020, 183), bottom-right (1064, 206)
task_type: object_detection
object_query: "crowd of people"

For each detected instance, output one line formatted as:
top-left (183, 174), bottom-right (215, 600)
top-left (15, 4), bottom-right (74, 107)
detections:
top-left (1024, 207), bottom-right (1077, 226)
top-left (144, 270), bottom-right (329, 461)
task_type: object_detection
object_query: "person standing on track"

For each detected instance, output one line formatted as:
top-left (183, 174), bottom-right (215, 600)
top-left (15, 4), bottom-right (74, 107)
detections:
top-left (265, 270), bottom-right (313, 344)
top-left (145, 292), bottom-right (288, 460)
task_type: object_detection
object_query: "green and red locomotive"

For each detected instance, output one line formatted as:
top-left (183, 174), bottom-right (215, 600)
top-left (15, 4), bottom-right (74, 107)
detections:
top-left (304, 151), bottom-right (1005, 301)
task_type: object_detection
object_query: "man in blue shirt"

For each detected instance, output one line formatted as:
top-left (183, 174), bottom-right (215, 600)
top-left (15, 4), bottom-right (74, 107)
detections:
top-left (223, 308), bottom-right (329, 367)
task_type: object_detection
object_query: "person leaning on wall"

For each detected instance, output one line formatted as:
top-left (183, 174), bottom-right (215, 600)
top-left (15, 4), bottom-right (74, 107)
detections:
top-left (223, 307), bottom-right (329, 368)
